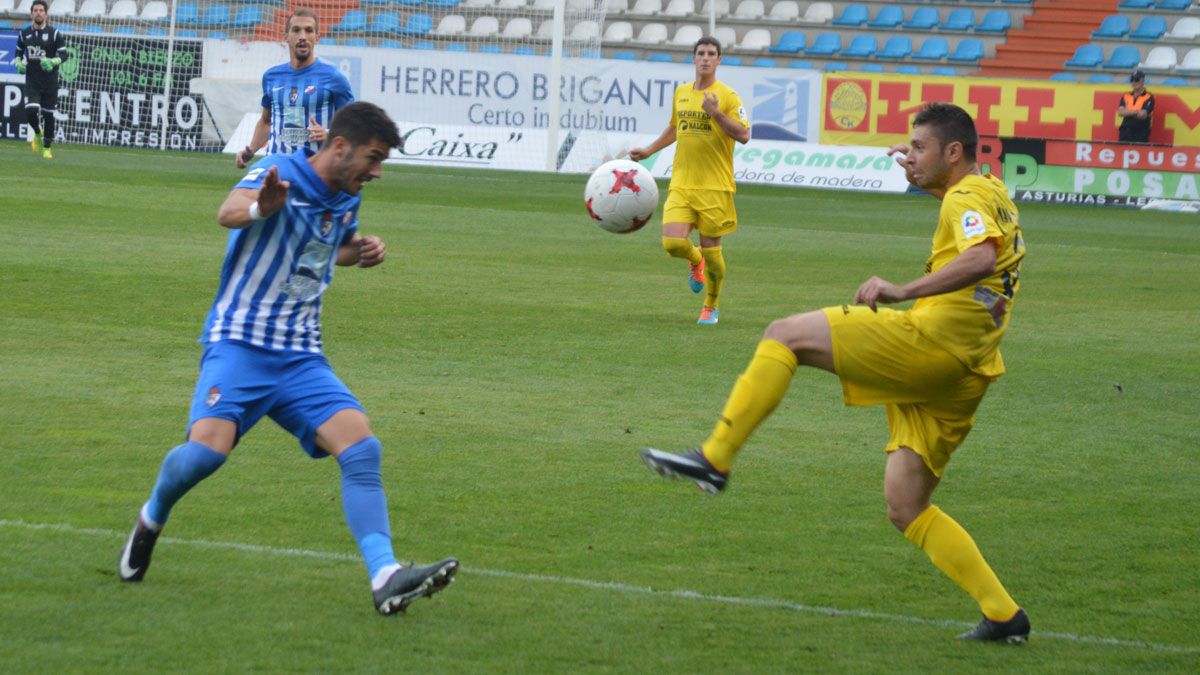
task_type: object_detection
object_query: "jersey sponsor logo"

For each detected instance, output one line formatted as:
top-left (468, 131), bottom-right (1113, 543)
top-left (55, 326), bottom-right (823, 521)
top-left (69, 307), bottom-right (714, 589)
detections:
top-left (961, 210), bottom-right (987, 238)
top-left (280, 239), bottom-right (334, 300)
top-left (244, 168), bottom-right (266, 182)
top-left (206, 386), bottom-right (222, 407)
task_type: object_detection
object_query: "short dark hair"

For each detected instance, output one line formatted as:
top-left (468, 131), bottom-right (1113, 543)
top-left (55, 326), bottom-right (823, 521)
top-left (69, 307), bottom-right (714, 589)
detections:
top-left (912, 102), bottom-right (977, 162)
top-left (329, 101), bottom-right (401, 149)
top-left (31, 0), bottom-right (48, 11)
top-left (694, 36), bottom-right (721, 56)
top-left (286, 8), bottom-right (319, 32)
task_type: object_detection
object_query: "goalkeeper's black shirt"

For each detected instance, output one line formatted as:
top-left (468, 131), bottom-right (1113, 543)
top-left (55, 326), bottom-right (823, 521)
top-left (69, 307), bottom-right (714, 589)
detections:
top-left (16, 23), bottom-right (68, 89)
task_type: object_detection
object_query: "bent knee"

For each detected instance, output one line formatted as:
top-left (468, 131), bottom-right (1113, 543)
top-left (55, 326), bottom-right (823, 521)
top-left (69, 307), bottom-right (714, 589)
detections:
top-left (763, 311), bottom-right (827, 351)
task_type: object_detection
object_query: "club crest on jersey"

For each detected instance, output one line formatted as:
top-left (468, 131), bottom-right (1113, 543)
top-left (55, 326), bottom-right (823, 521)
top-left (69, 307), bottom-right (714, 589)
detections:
top-left (206, 387), bottom-right (221, 407)
top-left (304, 85), bottom-right (316, 95)
top-left (289, 87), bottom-right (299, 104)
top-left (342, 211), bottom-right (353, 225)
top-left (961, 210), bottom-right (987, 238)
top-left (321, 212), bottom-right (333, 236)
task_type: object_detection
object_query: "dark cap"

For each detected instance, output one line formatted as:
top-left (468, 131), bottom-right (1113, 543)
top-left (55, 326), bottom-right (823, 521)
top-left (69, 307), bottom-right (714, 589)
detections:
top-left (1130, 70), bottom-right (1146, 82)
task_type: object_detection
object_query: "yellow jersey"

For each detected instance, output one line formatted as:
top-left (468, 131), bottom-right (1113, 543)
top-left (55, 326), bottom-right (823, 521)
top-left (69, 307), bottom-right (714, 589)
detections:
top-left (669, 80), bottom-right (749, 192)
top-left (910, 173), bottom-right (1026, 377)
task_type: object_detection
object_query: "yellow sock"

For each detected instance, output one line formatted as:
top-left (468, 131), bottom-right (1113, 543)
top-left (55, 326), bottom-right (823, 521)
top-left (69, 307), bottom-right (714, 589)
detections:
top-left (701, 246), bottom-right (726, 309)
top-left (904, 505), bottom-right (1020, 621)
top-left (662, 237), bottom-right (702, 266)
top-left (700, 339), bottom-right (798, 472)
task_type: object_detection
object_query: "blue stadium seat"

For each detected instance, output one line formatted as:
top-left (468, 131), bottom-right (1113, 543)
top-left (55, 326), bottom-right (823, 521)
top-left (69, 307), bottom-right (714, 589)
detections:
top-left (177, 30), bottom-right (200, 38)
top-left (479, 44), bottom-right (502, 53)
top-left (857, 63), bottom-right (885, 72)
top-left (512, 46), bottom-right (537, 56)
top-left (840, 35), bottom-right (877, 58)
top-left (83, 25), bottom-right (104, 33)
top-left (363, 0), bottom-right (392, 5)
top-left (381, 39), bottom-right (405, 48)
top-left (868, 5), bottom-right (904, 29)
top-left (208, 31), bottom-right (230, 39)
top-left (200, 4), bottom-right (230, 27)
top-left (1129, 16), bottom-right (1166, 41)
top-left (580, 50), bottom-right (602, 58)
top-left (343, 37), bottom-right (369, 47)
top-left (412, 41), bottom-right (437, 50)
top-left (947, 38), bottom-right (985, 63)
top-left (1065, 44), bottom-right (1103, 68)
top-left (612, 50), bottom-right (637, 60)
top-left (1156, 0), bottom-right (1190, 8)
top-left (366, 12), bottom-right (401, 35)
top-left (146, 27), bottom-right (166, 36)
top-left (722, 56), bottom-right (743, 65)
top-left (1104, 46), bottom-right (1142, 69)
top-left (429, 0), bottom-right (462, 6)
top-left (940, 8), bottom-right (975, 32)
top-left (904, 7), bottom-right (939, 30)
top-left (399, 13), bottom-right (433, 35)
top-left (1093, 15), bottom-right (1131, 39)
top-left (1050, 72), bottom-right (1077, 81)
top-left (824, 61), bottom-right (849, 71)
top-left (931, 67), bottom-right (957, 76)
top-left (647, 53), bottom-right (673, 62)
top-left (1117, 0), bottom-right (1152, 7)
top-left (331, 9), bottom-right (368, 32)
top-left (768, 31), bottom-right (806, 54)
top-left (896, 64), bottom-right (921, 74)
top-left (1088, 73), bottom-right (1115, 83)
top-left (912, 37), bottom-right (949, 61)
top-left (175, 2), bottom-right (200, 25)
top-left (445, 43), bottom-right (468, 52)
top-left (976, 10), bottom-right (1012, 33)
top-left (231, 6), bottom-right (262, 28)
top-left (751, 57), bottom-right (776, 68)
top-left (806, 32), bottom-right (841, 57)
top-left (1002, 0), bottom-right (1031, 4)
top-left (789, 59), bottom-right (814, 69)
top-left (397, 0), bottom-right (425, 5)
top-left (877, 35), bottom-right (912, 59)
top-left (114, 26), bottom-right (137, 34)
top-left (1161, 76), bottom-right (1189, 86)
top-left (832, 3), bottom-right (868, 27)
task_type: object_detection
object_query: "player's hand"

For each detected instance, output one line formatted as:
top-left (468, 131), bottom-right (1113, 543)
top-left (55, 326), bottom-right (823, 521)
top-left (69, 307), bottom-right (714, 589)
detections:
top-left (256, 166), bottom-right (290, 218)
top-left (307, 115), bottom-right (327, 144)
top-left (701, 91), bottom-right (720, 116)
top-left (40, 57), bottom-right (61, 72)
top-left (357, 235), bottom-right (386, 268)
top-left (628, 147), bottom-right (648, 161)
top-left (854, 276), bottom-right (906, 312)
top-left (886, 144), bottom-right (916, 184)
top-left (16, 59), bottom-right (26, 74)
top-left (236, 146), bottom-right (256, 169)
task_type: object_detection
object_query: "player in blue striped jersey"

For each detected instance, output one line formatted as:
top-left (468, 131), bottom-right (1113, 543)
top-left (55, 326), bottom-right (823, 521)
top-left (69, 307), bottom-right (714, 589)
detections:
top-left (235, 8), bottom-right (354, 168)
top-left (121, 102), bottom-right (459, 616)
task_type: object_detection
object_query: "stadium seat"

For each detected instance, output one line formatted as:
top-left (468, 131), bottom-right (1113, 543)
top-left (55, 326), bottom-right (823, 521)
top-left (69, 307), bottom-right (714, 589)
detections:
top-left (896, 64), bottom-right (920, 74)
top-left (1050, 72), bottom-right (1077, 81)
top-left (823, 61), bottom-right (848, 71)
top-left (632, 23), bottom-right (668, 44)
top-left (463, 0), bottom-right (496, 6)
top-left (662, 0), bottom-right (694, 16)
top-left (857, 63), bottom-right (884, 72)
top-left (442, 43), bottom-right (466, 51)
top-left (713, 26), bottom-right (737, 49)
top-left (670, 24), bottom-right (704, 47)
top-left (435, 14), bottom-right (467, 35)
top-left (733, 0), bottom-right (763, 19)
top-left (768, 30), bottom-right (805, 54)
top-left (177, 29), bottom-right (199, 38)
top-left (81, 24), bottom-right (103, 33)
top-left (877, 35), bottom-right (913, 60)
top-left (49, 0), bottom-right (74, 17)
top-left (751, 57), bottom-right (776, 68)
top-left (646, 52), bottom-right (674, 62)
top-left (831, 3), bottom-right (868, 27)
top-left (579, 49), bottom-right (603, 58)
top-left (737, 28), bottom-right (772, 51)
top-left (478, 44), bottom-right (502, 53)
top-left (566, 0), bottom-right (593, 10)
top-left (1065, 44), bottom-right (1104, 68)
top-left (76, 0), bottom-right (105, 19)
top-left (1156, 0), bottom-right (1191, 9)
top-left (1002, 0), bottom-right (1032, 4)
top-left (612, 50), bottom-right (637, 60)
top-left (904, 7), bottom-right (939, 30)
top-left (1130, 16), bottom-right (1167, 41)
top-left (1088, 73), bottom-right (1115, 83)
top-left (701, 0), bottom-right (731, 16)
top-left (629, 0), bottom-right (662, 15)
top-left (174, 2), bottom-right (200, 25)
top-left (1141, 46), bottom-right (1178, 71)
top-left (108, 0), bottom-right (138, 20)
top-left (114, 26), bottom-right (137, 35)
top-left (570, 20), bottom-right (600, 41)
top-left (766, 1), bottom-right (799, 21)
top-left (367, 12), bottom-right (402, 35)
top-left (868, 5), bottom-right (904, 29)
top-left (428, 0), bottom-right (462, 7)
top-left (468, 16), bottom-right (500, 37)
top-left (1177, 48), bottom-right (1200, 74)
top-left (399, 14), bottom-right (433, 35)
top-left (931, 66), bottom-right (957, 76)
top-left (801, 2), bottom-right (833, 23)
top-left (496, 0), bottom-right (526, 7)
top-left (330, 9), bottom-right (367, 32)
top-left (789, 59), bottom-right (814, 69)
top-left (140, 1), bottom-right (168, 21)
top-left (511, 45), bottom-right (536, 55)
top-left (806, 32), bottom-right (841, 57)
top-left (1103, 45), bottom-right (1141, 69)
top-left (535, 20), bottom-right (554, 39)
top-left (363, 0), bottom-right (392, 5)
top-left (603, 21), bottom-right (633, 42)
top-left (840, 35), bottom-right (877, 58)
top-left (1168, 17), bottom-right (1200, 39)
top-left (1161, 76), bottom-right (1189, 86)
top-left (202, 4), bottom-right (232, 27)
top-left (501, 18), bottom-right (532, 38)
top-left (342, 37), bottom-right (369, 47)
top-left (381, 39), bottom-right (404, 48)
top-left (1093, 15), bottom-right (1131, 38)
top-left (412, 41), bottom-right (437, 50)
top-left (940, 8), bottom-right (975, 32)
top-left (948, 38), bottom-right (985, 63)
top-left (145, 26), bottom-right (166, 36)
top-left (1117, 0), bottom-right (1153, 7)
top-left (976, 10), bottom-right (1012, 33)
top-left (912, 37), bottom-right (949, 61)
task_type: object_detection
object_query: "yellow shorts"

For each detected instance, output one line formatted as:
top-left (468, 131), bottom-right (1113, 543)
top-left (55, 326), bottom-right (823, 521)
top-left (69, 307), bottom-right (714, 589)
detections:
top-left (662, 188), bottom-right (738, 238)
top-left (823, 305), bottom-right (992, 476)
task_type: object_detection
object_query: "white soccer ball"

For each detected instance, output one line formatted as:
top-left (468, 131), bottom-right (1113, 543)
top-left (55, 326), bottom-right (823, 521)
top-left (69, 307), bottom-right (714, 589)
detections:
top-left (583, 159), bottom-right (659, 234)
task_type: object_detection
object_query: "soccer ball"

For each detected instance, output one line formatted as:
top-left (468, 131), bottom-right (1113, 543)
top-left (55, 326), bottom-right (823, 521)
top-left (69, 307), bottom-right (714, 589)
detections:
top-left (584, 159), bottom-right (659, 234)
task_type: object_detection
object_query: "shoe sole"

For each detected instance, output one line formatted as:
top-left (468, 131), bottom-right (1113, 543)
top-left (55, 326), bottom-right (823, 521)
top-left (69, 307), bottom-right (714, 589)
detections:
top-left (640, 451), bottom-right (722, 495)
top-left (377, 560), bottom-right (460, 616)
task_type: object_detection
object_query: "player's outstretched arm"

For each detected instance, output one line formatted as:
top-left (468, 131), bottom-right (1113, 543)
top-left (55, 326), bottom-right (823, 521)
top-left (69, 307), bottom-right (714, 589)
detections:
top-left (237, 108), bottom-right (272, 168)
top-left (217, 166), bottom-right (289, 228)
top-left (854, 241), bottom-right (997, 311)
top-left (629, 124), bottom-right (677, 161)
top-left (337, 234), bottom-right (387, 268)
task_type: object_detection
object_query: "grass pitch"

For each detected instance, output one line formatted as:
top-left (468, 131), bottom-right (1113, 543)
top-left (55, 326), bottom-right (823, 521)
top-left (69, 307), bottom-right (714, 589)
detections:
top-left (1, 142), bottom-right (1197, 672)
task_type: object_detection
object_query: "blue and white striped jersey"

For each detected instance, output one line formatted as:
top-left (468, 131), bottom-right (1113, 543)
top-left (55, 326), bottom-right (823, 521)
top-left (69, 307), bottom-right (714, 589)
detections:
top-left (202, 149), bottom-right (360, 353)
top-left (261, 59), bottom-right (354, 156)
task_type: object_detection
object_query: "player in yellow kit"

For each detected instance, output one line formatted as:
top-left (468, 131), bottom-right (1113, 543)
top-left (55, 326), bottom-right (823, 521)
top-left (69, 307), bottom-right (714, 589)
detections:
top-left (641, 103), bottom-right (1031, 643)
top-left (630, 36), bottom-right (750, 325)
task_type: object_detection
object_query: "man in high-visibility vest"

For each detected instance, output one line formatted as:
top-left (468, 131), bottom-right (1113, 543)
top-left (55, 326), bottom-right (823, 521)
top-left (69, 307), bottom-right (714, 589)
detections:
top-left (1118, 70), bottom-right (1154, 144)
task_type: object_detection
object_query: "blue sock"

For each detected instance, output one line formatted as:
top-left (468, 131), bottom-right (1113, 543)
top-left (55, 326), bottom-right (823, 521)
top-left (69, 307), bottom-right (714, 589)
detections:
top-left (145, 440), bottom-right (227, 527)
top-left (337, 437), bottom-right (398, 578)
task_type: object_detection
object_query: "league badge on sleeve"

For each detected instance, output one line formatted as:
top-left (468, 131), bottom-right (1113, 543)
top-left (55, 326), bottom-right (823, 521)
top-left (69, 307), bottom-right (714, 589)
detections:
top-left (961, 210), bottom-right (987, 238)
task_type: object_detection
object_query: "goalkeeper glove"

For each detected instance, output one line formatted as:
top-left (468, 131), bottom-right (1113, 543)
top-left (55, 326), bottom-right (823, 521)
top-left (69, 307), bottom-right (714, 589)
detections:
top-left (40, 57), bottom-right (62, 72)
top-left (16, 59), bottom-right (26, 74)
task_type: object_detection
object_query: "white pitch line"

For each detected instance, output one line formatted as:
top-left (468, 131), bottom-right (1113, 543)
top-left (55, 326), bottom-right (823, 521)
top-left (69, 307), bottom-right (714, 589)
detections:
top-left (2, 519), bottom-right (1196, 655)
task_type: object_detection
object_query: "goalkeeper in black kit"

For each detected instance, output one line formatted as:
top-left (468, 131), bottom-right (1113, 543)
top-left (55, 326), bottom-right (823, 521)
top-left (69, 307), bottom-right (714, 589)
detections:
top-left (15, 0), bottom-right (68, 159)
